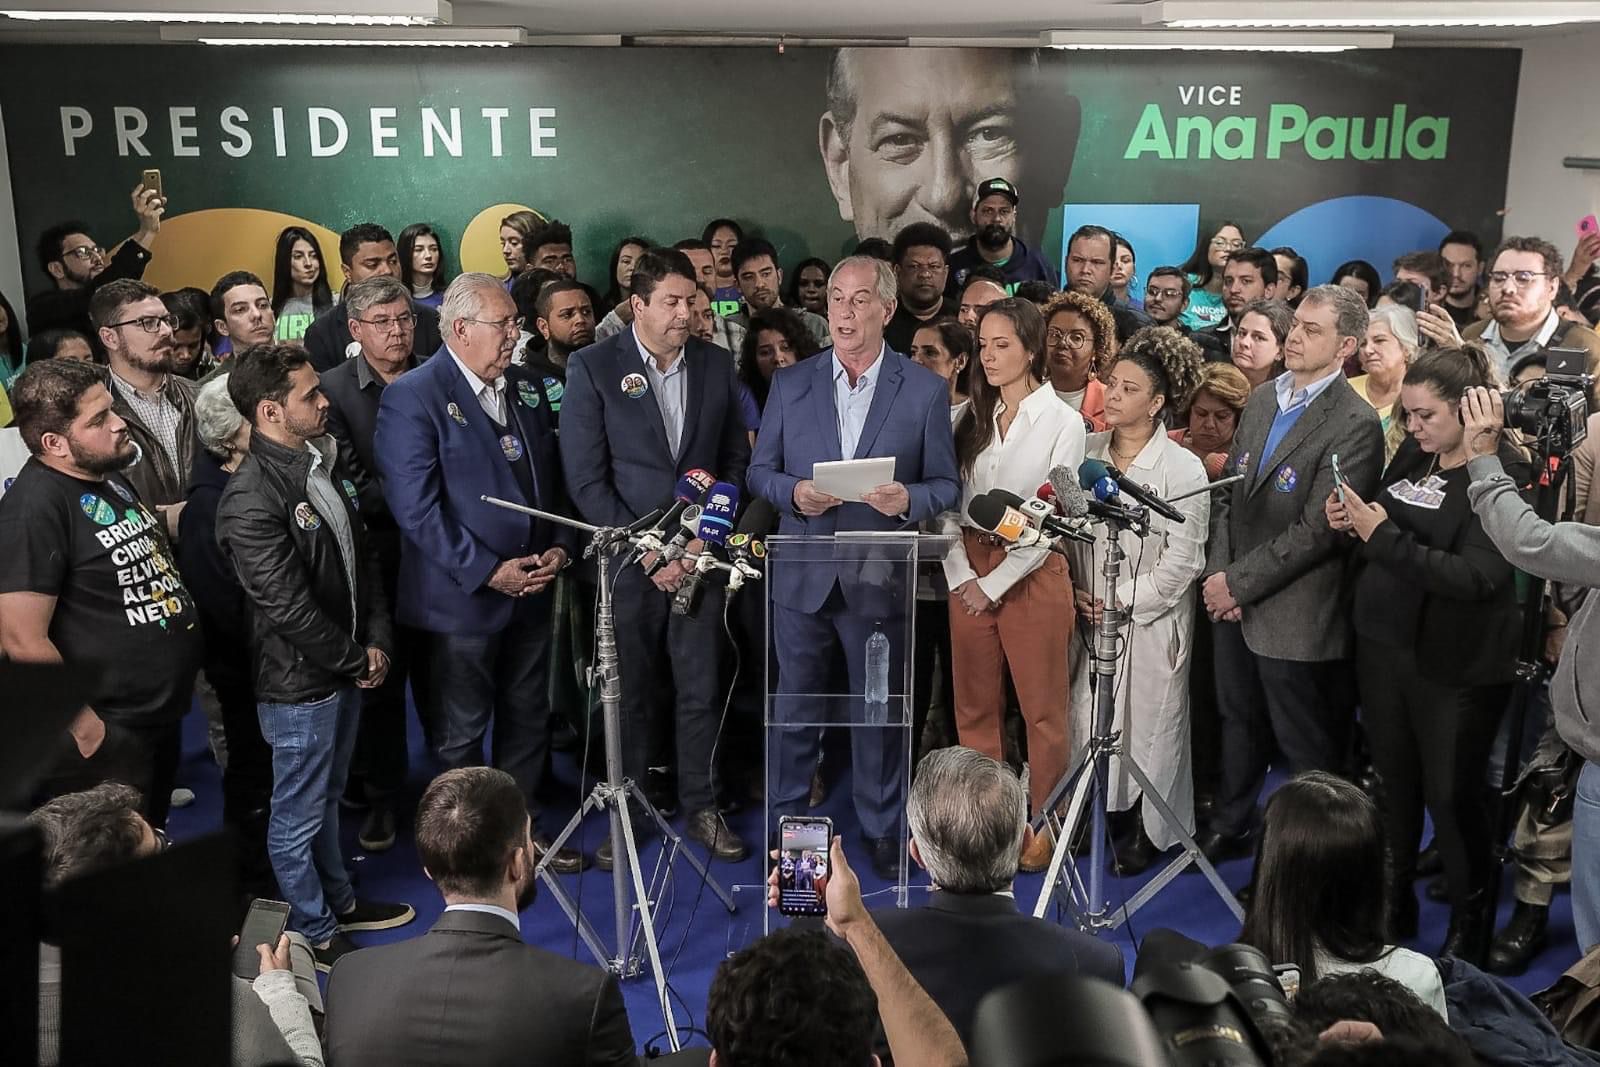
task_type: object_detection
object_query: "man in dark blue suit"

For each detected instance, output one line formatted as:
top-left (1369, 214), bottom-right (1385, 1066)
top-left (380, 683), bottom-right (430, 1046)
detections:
top-left (748, 255), bottom-right (960, 878)
top-left (561, 248), bottom-right (750, 864)
top-left (373, 273), bottom-right (584, 873)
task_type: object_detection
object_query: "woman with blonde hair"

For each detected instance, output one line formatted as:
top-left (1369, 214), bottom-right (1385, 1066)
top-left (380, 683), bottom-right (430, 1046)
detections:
top-left (1350, 303), bottom-right (1419, 463)
top-left (1069, 327), bottom-right (1210, 872)
top-left (1041, 290), bottom-right (1118, 431)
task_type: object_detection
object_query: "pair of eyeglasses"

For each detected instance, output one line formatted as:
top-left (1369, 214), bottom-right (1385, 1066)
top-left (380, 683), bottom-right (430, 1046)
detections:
top-left (354, 312), bottom-right (418, 332)
top-left (1486, 270), bottom-right (1551, 289)
top-left (464, 315), bottom-right (525, 333)
top-left (64, 244), bottom-right (105, 261)
top-left (107, 314), bottom-right (178, 334)
top-left (1145, 285), bottom-right (1185, 301)
top-left (1210, 238), bottom-right (1246, 250)
top-left (1046, 328), bottom-right (1092, 349)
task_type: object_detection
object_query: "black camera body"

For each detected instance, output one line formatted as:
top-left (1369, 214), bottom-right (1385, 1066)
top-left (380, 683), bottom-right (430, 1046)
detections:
top-left (1504, 346), bottom-right (1592, 456)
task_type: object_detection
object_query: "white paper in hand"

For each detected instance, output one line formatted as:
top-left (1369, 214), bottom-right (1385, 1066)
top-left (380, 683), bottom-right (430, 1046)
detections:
top-left (812, 457), bottom-right (897, 503)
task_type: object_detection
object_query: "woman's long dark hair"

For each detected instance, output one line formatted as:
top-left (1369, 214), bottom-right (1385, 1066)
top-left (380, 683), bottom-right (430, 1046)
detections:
top-left (1239, 772), bottom-right (1392, 985)
top-left (270, 226), bottom-right (333, 317)
top-left (955, 298), bottom-right (1047, 478)
top-left (1179, 220), bottom-right (1243, 290)
top-left (602, 235), bottom-right (653, 313)
top-left (0, 287), bottom-right (22, 364)
top-left (914, 317), bottom-right (975, 399)
top-left (398, 223), bottom-right (451, 296)
top-left (738, 307), bottom-right (819, 412)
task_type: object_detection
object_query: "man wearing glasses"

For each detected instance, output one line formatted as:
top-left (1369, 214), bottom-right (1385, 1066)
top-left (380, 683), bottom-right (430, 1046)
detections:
top-left (374, 273), bottom-right (586, 874)
top-left (1463, 236), bottom-right (1600, 381)
top-left (884, 223), bottom-right (956, 356)
top-left (321, 276), bottom-right (425, 856)
top-left (27, 182), bottom-right (166, 338)
top-left (93, 279), bottom-right (197, 541)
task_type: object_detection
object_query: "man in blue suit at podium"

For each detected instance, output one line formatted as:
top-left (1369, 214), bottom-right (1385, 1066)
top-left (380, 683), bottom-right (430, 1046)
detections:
top-left (748, 256), bottom-right (960, 878)
top-left (374, 273), bottom-right (584, 873)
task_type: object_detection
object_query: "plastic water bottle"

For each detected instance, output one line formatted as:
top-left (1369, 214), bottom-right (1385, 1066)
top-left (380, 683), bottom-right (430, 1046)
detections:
top-left (865, 626), bottom-right (890, 725)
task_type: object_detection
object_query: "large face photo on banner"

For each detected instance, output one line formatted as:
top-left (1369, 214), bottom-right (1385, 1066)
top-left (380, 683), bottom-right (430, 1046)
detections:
top-left (0, 44), bottom-right (1519, 304)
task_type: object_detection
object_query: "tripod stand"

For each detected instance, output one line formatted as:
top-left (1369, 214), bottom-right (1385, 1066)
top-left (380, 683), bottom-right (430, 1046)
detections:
top-left (482, 497), bottom-right (736, 1053)
top-left (1030, 512), bottom-right (1243, 931)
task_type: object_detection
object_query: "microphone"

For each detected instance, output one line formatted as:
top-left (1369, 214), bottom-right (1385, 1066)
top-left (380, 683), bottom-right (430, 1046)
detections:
top-left (1078, 457), bottom-right (1186, 524)
top-left (1047, 465), bottom-right (1148, 528)
top-left (987, 488), bottom-right (1094, 545)
top-left (967, 492), bottom-right (1071, 554)
top-left (673, 488), bottom-right (740, 615)
top-left (641, 468), bottom-right (716, 566)
top-left (727, 497), bottom-right (777, 581)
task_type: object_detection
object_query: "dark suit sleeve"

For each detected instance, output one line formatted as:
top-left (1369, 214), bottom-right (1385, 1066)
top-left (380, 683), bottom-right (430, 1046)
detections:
top-left (584, 973), bottom-right (637, 1067)
top-left (747, 369), bottom-right (799, 511)
top-left (373, 384), bottom-right (502, 592)
top-left (717, 360), bottom-right (752, 497)
top-left (560, 350), bottom-right (635, 528)
top-left (303, 310), bottom-right (343, 373)
top-left (1225, 403), bottom-right (1383, 607)
top-left (216, 484), bottom-right (367, 680)
top-left (324, 383), bottom-right (386, 522)
top-left (904, 382), bottom-right (961, 522)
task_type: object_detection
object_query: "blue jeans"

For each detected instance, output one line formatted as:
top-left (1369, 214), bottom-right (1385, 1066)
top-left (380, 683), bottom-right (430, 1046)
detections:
top-left (258, 688), bottom-right (360, 944)
top-left (1575, 760), bottom-right (1600, 953)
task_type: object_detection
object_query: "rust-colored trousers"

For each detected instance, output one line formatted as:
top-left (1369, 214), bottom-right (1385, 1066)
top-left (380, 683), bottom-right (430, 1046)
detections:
top-left (949, 531), bottom-right (1075, 815)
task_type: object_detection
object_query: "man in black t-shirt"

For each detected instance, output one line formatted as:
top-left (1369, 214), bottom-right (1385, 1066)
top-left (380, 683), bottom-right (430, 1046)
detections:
top-left (0, 359), bottom-right (201, 828)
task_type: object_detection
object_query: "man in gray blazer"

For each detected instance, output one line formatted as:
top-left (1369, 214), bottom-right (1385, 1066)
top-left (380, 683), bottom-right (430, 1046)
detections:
top-left (1197, 285), bottom-right (1384, 861)
top-left (325, 768), bottom-right (636, 1066)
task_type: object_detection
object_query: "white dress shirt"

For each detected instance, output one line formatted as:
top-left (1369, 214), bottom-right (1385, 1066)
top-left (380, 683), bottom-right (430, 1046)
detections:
top-left (1271, 364), bottom-right (1344, 416)
top-left (449, 347), bottom-right (507, 423)
top-left (443, 902), bottom-right (521, 933)
top-left (939, 385), bottom-right (1086, 601)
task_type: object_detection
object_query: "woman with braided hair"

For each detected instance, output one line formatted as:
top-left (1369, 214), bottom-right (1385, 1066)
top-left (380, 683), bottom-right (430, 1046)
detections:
top-left (1068, 326), bottom-right (1211, 874)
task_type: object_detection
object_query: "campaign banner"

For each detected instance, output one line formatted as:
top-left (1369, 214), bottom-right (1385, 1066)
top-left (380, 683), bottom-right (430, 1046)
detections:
top-left (0, 44), bottom-right (1520, 303)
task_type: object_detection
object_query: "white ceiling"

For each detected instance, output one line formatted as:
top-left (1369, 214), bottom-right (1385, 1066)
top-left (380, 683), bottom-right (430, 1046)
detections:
top-left (0, 0), bottom-right (1585, 44)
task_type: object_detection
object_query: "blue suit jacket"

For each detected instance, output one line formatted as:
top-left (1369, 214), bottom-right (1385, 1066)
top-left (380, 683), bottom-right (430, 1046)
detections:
top-left (373, 345), bottom-right (572, 635)
top-left (560, 329), bottom-right (750, 527)
top-left (747, 346), bottom-right (960, 613)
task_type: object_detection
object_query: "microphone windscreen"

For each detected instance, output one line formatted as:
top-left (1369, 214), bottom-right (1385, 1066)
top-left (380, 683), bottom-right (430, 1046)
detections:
top-left (735, 497), bottom-right (779, 538)
top-left (967, 492), bottom-right (1007, 531)
top-left (677, 468), bottom-right (715, 502)
top-left (989, 487), bottom-right (1025, 508)
top-left (698, 481), bottom-right (739, 540)
top-left (1078, 457), bottom-right (1114, 490)
top-left (1048, 464), bottom-right (1078, 509)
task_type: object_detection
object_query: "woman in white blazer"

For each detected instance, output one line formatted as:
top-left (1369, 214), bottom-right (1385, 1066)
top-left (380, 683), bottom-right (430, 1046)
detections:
top-left (1069, 326), bottom-right (1210, 873)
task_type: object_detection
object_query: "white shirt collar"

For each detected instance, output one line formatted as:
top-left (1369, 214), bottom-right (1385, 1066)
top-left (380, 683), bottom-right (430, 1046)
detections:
top-left (443, 902), bottom-right (521, 933)
top-left (448, 346), bottom-right (504, 397)
top-left (631, 325), bottom-right (683, 371)
top-left (832, 344), bottom-right (886, 388)
top-left (1482, 307), bottom-right (1561, 348)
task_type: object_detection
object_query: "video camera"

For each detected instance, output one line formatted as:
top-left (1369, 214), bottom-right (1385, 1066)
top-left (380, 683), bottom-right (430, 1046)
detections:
top-left (1502, 345), bottom-right (1592, 457)
top-left (973, 942), bottom-right (1297, 1067)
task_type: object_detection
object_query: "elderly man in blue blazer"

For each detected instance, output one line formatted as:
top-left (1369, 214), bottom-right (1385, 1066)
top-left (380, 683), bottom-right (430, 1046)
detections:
top-left (560, 247), bottom-right (751, 865)
top-left (748, 255), bottom-right (960, 878)
top-left (373, 272), bottom-right (584, 874)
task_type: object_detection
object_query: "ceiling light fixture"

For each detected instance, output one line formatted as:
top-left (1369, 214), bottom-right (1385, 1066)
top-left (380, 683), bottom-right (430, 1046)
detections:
top-left (1142, 1), bottom-right (1600, 29)
top-left (1, 0), bottom-right (448, 24)
top-left (160, 24), bottom-right (521, 45)
top-left (1042, 29), bottom-right (1393, 52)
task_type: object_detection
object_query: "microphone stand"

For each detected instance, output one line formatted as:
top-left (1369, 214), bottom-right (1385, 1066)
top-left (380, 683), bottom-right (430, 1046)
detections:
top-left (482, 496), bottom-right (736, 1053)
top-left (1028, 509), bottom-right (1244, 933)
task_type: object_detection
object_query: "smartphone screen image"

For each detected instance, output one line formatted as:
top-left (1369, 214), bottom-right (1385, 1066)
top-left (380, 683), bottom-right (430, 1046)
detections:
top-left (777, 817), bottom-right (832, 917)
top-left (1331, 452), bottom-right (1347, 506)
top-left (1580, 215), bottom-right (1599, 239)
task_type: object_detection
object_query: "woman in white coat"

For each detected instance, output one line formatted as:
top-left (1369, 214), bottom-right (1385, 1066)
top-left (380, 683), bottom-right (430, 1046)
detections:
top-left (1069, 326), bottom-right (1210, 874)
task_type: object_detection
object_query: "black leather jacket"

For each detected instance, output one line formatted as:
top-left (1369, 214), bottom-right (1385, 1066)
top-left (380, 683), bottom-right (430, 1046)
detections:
top-left (216, 431), bottom-right (392, 703)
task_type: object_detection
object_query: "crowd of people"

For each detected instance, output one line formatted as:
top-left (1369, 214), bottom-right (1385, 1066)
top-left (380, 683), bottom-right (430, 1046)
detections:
top-left (6, 169), bottom-right (1600, 1066)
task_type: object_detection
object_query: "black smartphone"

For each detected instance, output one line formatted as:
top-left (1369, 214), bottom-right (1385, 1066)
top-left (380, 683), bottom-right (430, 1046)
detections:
top-left (232, 898), bottom-right (291, 980)
top-left (776, 816), bottom-right (833, 917)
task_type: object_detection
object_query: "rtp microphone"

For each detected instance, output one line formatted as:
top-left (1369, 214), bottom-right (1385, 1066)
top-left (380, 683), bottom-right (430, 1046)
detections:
top-left (1077, 457), bottom-right (1186, 524)
top-left (673, 490), bottom-right (739, 616)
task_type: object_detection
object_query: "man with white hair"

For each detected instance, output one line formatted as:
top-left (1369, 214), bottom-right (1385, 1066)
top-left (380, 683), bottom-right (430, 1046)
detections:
top-left (872, 746), bottom-right (1124, 1051)
top-left (748, 255), bottom-right (960, 880)
top-left (373, 273), bottom-right (585, 874)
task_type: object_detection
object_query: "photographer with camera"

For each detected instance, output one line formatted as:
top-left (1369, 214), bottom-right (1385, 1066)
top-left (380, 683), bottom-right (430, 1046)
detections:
top-left (1463, 382), bottom-right (1600, 954)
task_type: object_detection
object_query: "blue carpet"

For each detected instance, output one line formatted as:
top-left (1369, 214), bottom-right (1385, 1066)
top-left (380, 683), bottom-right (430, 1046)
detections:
top-left (166, 710), bottom-right (1580, 1056)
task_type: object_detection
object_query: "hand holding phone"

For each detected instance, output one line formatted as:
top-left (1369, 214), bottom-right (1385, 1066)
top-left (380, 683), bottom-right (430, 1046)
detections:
top-left (775, 816), bottom-right (833, 917)
top-left (1580, 215), bottom-right (1599, 240)
top-left (232, 898), bottom-right (291, 980)
top-left (1331, 453), bottom-right (1348, 508)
